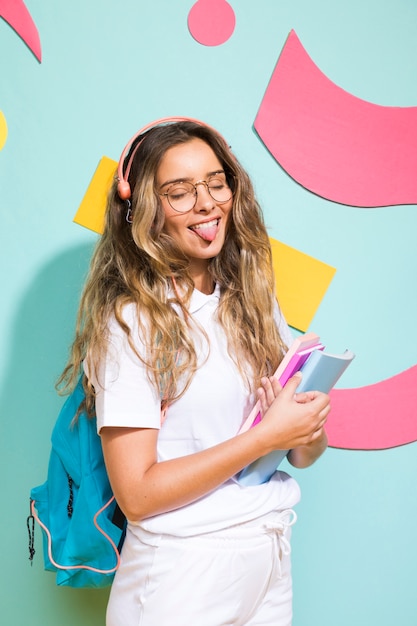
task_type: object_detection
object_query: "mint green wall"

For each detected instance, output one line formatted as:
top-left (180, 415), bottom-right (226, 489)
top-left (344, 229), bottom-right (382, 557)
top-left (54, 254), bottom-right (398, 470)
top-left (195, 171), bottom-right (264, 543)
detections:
top-left (1, 1), bottom-right (416, 624)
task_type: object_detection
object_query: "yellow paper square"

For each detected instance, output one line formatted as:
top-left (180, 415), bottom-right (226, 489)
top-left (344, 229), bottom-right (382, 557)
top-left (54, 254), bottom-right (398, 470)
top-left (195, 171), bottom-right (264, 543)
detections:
top-left (73, 156), bottom-right (117, 234)
top-left (270, 237), bottom-right (336, 332)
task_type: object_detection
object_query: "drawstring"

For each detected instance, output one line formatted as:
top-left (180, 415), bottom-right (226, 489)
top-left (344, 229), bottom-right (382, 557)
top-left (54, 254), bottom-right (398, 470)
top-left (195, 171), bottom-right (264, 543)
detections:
top-left (27, 500), bottom-right (36, 564)
top-left (263, 509), bottom-right (297, 576)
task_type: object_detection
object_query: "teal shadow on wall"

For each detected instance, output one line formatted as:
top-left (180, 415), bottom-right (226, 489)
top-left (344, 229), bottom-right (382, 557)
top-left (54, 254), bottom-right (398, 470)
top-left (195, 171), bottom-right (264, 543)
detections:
top-left (0, 242), bottom-right (114, 626)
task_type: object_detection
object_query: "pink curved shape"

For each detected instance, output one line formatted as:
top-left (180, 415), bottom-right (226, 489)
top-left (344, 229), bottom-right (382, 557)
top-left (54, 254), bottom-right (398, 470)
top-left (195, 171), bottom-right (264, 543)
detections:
top-left (188, 0), bottom-right (235, 47)
top-left (327, 365), bottom-right (417, 450)
top-left (0, 0), bottom-right (41, 62)
top-left (255, 30), bottom-right (417, 207)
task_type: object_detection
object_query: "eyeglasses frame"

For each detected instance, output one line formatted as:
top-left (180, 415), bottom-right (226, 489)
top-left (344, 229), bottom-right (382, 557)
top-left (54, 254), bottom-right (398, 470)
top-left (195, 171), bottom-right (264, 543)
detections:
top-left (158, 175), bottom-right (234, 214)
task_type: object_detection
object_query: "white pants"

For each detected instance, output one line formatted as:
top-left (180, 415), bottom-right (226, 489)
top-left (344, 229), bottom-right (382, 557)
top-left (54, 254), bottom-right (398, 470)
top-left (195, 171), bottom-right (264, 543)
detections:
top-left (107, 509), bottom-right (296, 626)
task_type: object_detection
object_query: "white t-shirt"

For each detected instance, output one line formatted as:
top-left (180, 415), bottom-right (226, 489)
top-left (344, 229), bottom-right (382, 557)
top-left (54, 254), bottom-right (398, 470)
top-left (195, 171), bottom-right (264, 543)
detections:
top-left (89, 285), bottom-right (300, 537)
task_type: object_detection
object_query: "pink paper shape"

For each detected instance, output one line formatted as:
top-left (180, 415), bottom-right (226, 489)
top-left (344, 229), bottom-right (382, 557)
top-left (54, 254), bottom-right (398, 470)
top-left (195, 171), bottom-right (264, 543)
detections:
top-left (255, 30), bottom-right (417, 207)
top-left (188, 0), bottom-right (235, 47)
top-left (327, 365), bottom-right (417, 450)
top-left (0, 0), bottom-right (41, 62)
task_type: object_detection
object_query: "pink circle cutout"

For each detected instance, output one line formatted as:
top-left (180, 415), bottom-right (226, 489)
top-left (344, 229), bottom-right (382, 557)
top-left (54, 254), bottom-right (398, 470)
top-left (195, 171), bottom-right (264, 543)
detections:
top-left (188, 0), bottom-right (236, 47)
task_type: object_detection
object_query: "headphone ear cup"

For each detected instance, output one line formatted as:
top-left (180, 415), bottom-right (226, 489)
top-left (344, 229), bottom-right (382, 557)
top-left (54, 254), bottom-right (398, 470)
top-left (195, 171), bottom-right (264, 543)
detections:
top-left (117, 179), bottom-right (131, 200)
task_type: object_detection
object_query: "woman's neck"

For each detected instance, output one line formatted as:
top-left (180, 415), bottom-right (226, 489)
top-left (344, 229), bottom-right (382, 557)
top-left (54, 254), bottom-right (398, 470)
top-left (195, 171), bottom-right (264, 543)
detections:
top-left (190, 265), bottom-right (215, 295)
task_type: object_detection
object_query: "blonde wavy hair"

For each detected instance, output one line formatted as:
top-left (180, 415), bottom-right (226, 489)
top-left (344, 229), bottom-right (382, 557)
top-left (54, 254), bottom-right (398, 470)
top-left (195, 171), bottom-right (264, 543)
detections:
top-left (58, 121), bottom-right (287, 414)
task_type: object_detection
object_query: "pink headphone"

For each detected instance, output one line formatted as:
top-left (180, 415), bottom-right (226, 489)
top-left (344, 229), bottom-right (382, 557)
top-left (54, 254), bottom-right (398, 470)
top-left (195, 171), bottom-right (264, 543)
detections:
top-left (116, 116), bottom-right (231, 201)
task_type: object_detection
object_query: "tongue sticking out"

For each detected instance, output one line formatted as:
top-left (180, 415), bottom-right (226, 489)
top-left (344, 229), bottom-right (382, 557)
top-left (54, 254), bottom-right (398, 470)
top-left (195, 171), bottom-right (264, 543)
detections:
top-left (191, 221), bottom-right (219, 242)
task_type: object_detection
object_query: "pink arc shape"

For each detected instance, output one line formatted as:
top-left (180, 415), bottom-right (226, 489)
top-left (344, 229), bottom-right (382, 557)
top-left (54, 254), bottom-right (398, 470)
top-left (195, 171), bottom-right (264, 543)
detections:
top-left (255, 30), bottom-right (417, 207)
top-left (0, 0), bottom-right (41, 62)
top-left (327, 365), bottom-right (417, 450)
top-left (188, 0), bottom-right (236, 47)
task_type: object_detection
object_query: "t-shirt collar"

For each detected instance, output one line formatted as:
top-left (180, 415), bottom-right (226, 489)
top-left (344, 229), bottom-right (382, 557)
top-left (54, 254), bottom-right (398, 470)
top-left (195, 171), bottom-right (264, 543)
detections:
top-left (188, 283), bottom-right (221, 313)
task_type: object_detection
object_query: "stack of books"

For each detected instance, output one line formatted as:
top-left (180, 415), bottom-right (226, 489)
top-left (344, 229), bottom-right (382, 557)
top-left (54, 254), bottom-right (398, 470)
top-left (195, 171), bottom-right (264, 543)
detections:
top-left (237, 332), bottom-right (355, 486)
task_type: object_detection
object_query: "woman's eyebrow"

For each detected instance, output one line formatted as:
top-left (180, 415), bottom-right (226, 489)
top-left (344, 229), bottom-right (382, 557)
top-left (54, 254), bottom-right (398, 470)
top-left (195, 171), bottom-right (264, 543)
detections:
top-left (159, 176), bottom-right (192, 189)
top-left (159, 170), bottom-right (226, 189)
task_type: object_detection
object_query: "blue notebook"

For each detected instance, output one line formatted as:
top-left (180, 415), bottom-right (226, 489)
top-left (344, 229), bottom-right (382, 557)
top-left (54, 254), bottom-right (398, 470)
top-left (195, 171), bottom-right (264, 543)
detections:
top-left (237, 348), bottom-right (355, 486)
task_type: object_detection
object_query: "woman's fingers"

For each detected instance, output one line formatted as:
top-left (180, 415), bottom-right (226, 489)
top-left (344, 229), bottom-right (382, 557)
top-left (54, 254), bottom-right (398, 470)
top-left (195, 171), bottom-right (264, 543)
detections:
top-left (257, 376), bottom-right (284, 415)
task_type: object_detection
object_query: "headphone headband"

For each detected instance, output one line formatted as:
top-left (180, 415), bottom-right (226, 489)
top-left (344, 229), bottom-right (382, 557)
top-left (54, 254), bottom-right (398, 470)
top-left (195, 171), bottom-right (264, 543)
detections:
top-left (116, 116), bottom-right (230, 201)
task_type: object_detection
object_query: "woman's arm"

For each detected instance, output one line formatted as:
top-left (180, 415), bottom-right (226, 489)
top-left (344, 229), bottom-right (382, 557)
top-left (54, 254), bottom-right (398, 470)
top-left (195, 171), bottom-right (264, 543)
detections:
top-left (286, 430), bottom-right (328, 468)
top-left (101, 373), bottom-right (330, 522)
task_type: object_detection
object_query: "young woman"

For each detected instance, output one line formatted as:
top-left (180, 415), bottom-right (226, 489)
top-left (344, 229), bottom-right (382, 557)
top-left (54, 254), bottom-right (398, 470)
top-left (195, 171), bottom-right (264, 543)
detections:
top-left (60, 118), bottom-right (330, 625)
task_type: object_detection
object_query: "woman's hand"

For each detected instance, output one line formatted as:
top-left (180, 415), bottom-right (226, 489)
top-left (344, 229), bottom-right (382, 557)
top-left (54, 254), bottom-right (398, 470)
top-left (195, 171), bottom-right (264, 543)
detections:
top-left (256, 373), bottom-right (330, 466)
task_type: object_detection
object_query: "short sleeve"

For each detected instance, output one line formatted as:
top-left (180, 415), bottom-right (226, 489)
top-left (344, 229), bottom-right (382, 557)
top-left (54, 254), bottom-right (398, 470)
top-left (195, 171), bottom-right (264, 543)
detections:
top-left (84, 304), bottom-right (161, 433)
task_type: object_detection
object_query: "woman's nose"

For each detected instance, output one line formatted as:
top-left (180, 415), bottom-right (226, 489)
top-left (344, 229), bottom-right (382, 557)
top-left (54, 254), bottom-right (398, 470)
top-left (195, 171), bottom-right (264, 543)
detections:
top-left (193, 181), bottom-right (215, 211)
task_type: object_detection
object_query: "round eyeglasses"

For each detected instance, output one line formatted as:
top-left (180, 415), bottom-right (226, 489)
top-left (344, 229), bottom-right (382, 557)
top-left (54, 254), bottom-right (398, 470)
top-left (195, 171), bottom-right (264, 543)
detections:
top-left (159, 173), bottom-right (233, 213)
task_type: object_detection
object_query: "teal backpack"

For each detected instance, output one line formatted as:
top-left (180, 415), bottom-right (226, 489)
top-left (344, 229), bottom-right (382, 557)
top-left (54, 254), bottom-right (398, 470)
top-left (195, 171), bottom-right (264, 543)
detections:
top-left (28, 377), bottom-right (126, 588)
